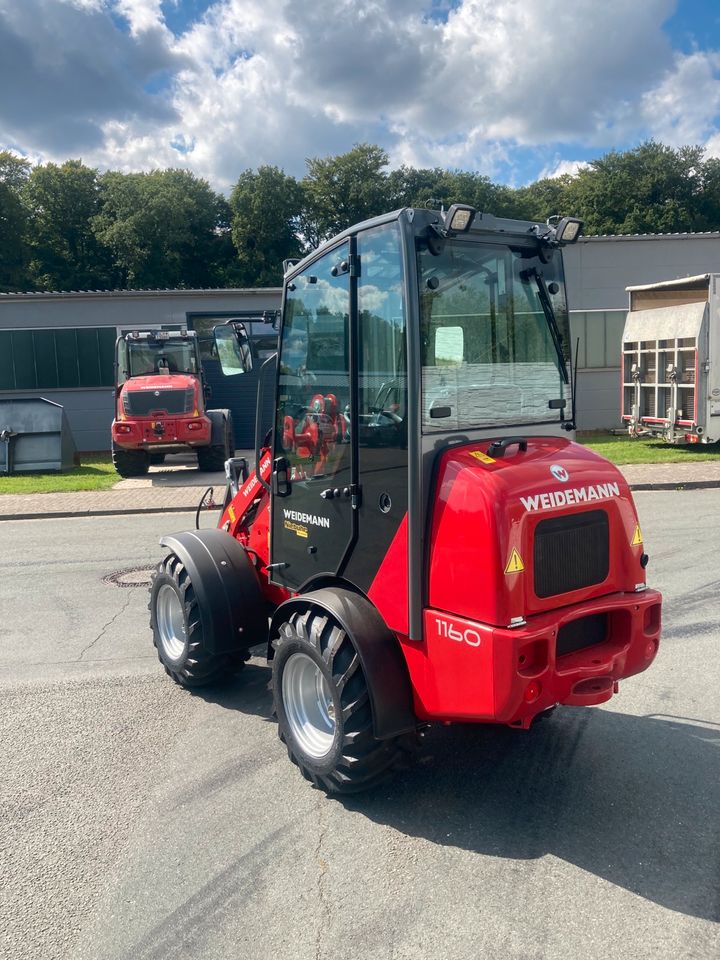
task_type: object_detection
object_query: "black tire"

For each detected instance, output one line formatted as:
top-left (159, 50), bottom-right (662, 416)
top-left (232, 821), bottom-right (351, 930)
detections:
top-left (272, 607), bottom-right (418, 794)
top-left (149, 452), bottom-right (166, 465)
top-left (112, 443), bottom-right (149, 477)
top-left (149, 552), bottom-right (248, 687)
top-left (197, 412), bottom-right (233, 472)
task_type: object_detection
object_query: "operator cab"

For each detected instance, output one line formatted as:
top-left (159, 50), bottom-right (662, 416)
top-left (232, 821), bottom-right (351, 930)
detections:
top-left (116, 325), bottom-right (253, 385)
top-left (268, 206), bottom-right (583, 630)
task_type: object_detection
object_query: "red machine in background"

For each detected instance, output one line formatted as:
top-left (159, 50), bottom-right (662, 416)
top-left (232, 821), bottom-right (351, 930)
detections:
top-left (148, 205), bottom-right (661, 794)
top-left (111, 325), bottom-right (249, 477)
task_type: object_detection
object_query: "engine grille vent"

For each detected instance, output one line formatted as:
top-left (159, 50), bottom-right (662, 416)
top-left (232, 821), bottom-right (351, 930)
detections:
top-left (534, 509), bottom-right (609, 598)
top-left (123, 388), bottom-right (193, 416)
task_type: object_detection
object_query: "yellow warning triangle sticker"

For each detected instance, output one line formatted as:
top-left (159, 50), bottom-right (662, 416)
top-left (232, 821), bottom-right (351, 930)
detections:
top-left (505, 548), bottom-right (525, 574)
top-left (631, 524), bottom-right (643, 546)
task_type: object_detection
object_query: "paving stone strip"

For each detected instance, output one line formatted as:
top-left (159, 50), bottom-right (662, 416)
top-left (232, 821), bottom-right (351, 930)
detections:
top-left (1, 460), bottom-right (719, 520)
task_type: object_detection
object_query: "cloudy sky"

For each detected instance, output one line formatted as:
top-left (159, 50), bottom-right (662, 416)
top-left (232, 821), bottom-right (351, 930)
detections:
top-left (1, 0), bottom-right (719, 191)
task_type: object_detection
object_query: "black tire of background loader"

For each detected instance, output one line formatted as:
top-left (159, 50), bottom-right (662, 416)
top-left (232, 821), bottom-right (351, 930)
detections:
top-left (197, 412), bottom-right (233, 472)
top-left (112, 443), bottom-right (150, 477)
top-left (272, 607), bottom-right (418, 794)
top-left (149, 552), bottom-right (248, 687)
top-left (149, 452), bottom-right (166, 465)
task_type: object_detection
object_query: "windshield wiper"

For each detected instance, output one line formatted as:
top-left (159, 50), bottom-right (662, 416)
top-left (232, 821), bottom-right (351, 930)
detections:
top-left (521, 267), bottom-right (569, 384)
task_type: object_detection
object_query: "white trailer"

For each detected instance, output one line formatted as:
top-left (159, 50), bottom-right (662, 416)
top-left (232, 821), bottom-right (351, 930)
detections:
top-left (621, 273), bottom-right (720, 445)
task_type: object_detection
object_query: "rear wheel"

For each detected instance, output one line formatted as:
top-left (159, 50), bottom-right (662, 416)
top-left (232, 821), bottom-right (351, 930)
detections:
top-left (112, 443), bottom-right (149, 477)
top-left (149, 452), bottom-right (166, 465)
top-left (272, 607), bottom-right (417, 794)
top-left (197, 412), bottom-right (233, 472)
top-left (149, 553), bottom-right (247, 687)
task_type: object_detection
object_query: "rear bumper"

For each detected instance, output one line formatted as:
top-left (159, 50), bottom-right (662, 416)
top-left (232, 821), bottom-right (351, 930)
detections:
top-left (403, 589), bottom-right (661, 727)
top-left (112, 416), bottom-right (211, 449)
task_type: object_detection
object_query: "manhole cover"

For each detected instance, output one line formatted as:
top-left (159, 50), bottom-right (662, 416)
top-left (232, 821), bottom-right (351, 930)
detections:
top-left (103, 566), bottom-right (155, 588)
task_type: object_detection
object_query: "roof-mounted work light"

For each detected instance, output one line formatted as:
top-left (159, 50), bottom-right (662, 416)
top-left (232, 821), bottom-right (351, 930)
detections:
top-left (553, 217), bottom-right (583, 244)
top-left (444, 204), bottom-right (476, 234)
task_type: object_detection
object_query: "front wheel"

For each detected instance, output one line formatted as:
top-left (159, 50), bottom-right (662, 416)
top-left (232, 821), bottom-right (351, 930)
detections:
top-left (197, 411), bottom-right (233, 472)
top-left (272, 607), bottom-right (417, 794)
top-left (149, 553), bottom-right (247, 687)
top-left (112, 443), bottom-right (149, 477)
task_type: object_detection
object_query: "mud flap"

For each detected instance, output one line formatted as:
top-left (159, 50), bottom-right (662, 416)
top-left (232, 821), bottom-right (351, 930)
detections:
top-left (269, 587), bottom-right (417, 740)
top-left (159, 529), bottom-right (266, 655)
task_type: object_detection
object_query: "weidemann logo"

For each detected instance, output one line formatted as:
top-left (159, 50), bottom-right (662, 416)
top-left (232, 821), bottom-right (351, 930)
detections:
top-left (520, 481), bottom-right (620, 512)
top-left (283, 509), bottom-right (330, 528)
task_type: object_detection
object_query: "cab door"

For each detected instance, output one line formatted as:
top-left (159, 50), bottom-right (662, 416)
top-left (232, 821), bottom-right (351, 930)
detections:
top-left (270, 242), bottom-right (354, 590)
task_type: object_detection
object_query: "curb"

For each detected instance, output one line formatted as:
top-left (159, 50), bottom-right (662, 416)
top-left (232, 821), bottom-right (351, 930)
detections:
top-left (0, 503), bottom-right (205, 522)
top-left (624, 480), bottom-right (720, 492)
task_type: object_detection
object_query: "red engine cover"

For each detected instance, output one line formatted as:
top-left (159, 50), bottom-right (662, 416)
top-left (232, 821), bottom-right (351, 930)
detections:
top-left (428, 437), bottom-right (645, 628)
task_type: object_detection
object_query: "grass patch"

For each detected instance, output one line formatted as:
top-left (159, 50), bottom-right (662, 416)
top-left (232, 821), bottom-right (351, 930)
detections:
top-left (0, 455), bottom-right (119, 495)
top-left (0, 433), bottom-right (716, 494)
top-left (577, 432), bottom-right (720, 464)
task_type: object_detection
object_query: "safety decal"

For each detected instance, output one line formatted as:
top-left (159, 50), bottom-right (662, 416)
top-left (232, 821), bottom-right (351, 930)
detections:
top-left (504, 548), bottom-right (525, 574)
top-left (631, 523), bottom-right (643, 546)
top-left (283, 519), bottom-right (308, 538)
top-left (228, 504), bottom-right (236, 522)
top-left (469, 450), bottom-right (496, 464)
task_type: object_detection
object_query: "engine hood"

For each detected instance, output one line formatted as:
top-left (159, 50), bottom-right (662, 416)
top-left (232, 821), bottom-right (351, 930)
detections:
top-left (427, 437), bottom-right (645, 627)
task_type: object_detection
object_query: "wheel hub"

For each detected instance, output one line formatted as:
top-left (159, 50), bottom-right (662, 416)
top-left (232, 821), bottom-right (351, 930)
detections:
top-left (282, 652), bottom-right (336, 759)
top-left (156, 583), bottom-right (187, 661)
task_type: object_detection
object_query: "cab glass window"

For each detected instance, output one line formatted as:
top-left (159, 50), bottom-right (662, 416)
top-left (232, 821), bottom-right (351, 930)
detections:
top-left (357, 223), bottom-right (407, 449)
top-left (418, 240), bottom-right (569, 432)
top-left (275, 243), bottom-right (350, 480)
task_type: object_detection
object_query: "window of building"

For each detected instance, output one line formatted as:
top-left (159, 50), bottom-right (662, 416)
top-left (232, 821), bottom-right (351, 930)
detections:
top-left (0, 327), bottom-right (117, 391)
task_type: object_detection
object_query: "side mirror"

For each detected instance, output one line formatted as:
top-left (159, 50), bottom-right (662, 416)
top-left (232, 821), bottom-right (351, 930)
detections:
top-left (213, 323), bottom-right (253, 376)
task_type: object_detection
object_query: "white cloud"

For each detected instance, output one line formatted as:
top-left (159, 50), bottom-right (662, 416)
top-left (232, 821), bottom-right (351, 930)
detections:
top-left (114, 0), bottom-right (169, 37)
top-left (2, 0), bottom-right (720, 190)
top-left (641, 50), bottom-right (720, 146)
top-left (538, 160), bottom-right (589, 180)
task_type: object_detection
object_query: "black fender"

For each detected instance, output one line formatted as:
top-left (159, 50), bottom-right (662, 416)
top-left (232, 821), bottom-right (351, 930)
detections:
top-left (207, 409), bottom-right (230, 445)
top-left (159, 528), bottom-right (266, 655)
top-left (269, 587), bottom-right (417, 740)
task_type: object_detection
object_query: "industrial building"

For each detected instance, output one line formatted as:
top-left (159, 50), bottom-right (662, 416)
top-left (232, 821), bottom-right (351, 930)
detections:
top-left (0, 287), bottom-right (281, 450)
top-left (1, 230), bottom-right (719, 452)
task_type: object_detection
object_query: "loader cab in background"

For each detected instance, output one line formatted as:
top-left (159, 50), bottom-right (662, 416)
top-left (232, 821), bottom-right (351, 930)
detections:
top-left (269, 207), bottom-right (582, 632)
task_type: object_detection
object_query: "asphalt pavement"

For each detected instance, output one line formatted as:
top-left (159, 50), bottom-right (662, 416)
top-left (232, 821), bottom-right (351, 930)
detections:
top-left (1, 495), bottom-right (718, 960)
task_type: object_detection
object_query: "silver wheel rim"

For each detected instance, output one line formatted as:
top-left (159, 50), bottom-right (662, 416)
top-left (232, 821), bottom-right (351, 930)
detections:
top-left (156, 583), bottom-right (187, 661)
top-left (282, 652), bottom-right (336, 759)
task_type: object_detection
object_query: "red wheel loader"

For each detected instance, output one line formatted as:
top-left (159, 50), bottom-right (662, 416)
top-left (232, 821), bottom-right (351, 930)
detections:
top-left (111, 325), bottom-right (250, 477)
top-left (149, 206), bottom-right (662, 794)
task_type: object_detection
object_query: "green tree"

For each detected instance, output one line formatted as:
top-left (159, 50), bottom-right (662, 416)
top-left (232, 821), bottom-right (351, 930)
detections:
top-left (388, 164), bottom-right (521, 220)
top-left (93, 169), bottom-right (229, 288)
top-left (228, 166), bottom-right (303, 286)
top-left (22, 160), bottom-right (113, 290)
top-left (301, 143), bottom-right (394, 245)
top-left (0, 151), bottom-right (31, 292)
top-left (566, 141), bottom-right (708, 235)
top-left (511, 174), bottom-right (575, 224)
